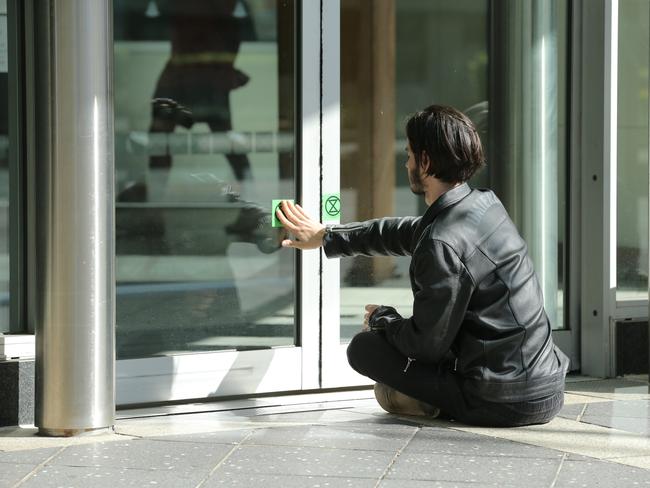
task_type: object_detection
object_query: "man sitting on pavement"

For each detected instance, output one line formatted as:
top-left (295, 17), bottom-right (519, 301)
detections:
top-left (276, 104), bottom-right (569, 427)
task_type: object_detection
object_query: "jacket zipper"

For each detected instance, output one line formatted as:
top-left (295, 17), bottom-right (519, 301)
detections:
top-left (403, 357), bottom-right (415, 372)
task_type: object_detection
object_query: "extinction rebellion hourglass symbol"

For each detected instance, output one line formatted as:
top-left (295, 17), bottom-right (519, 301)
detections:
top-left (324, 195), bottom-right (341, 218)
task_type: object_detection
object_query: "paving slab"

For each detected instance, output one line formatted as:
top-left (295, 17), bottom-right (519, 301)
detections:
top-left (565, 379), bottom-right (650, 400)
top-left (605, 455), bottom-right (650, 470)
top-left (580, 414), bottom-right (650, 436)
top-left (146, 428), bottom-right (254, 445)
top-left (115, 414), bottom-right (259, 438)
top-left (405, 427), bottom-right (564, 459)
top-left (217, 444), bottom-right (395, 478)
top-left (0, 446), bottom-right (61, 465)
top-left (117, 406), bottom-right (380, 438)
top-left (558, 403), bottom-right (586, 420)
top-left (19, 465), bottom-right (207, 488)
top-left (249, 408), bottom-right (381, 425)
top-left (203, 472), bottom-right (377, 487)
top-left (563, 392), bottom-right (613, 405)
top-left (244, 423), bottom-right (417, 451)
top-left (50, 439), bottom-right (234, 471)
top-left (0, 426), bottom-right (134, 452)
top-left (386, 452), bottom-right (561, 486)
top-left (555, 456), bottom-right (650, 487)
top-left (452, 416), bottom-right (650, 463)
top-left (583, 399), bottom-right (650, 418)
top-left (378, 480), bottom-right (519, 488)
top-left (0, 462), bottom-right (40, 487)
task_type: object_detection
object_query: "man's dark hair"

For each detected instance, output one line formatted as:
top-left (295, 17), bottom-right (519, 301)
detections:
top-left (406, 105), bottom-right (486, 183)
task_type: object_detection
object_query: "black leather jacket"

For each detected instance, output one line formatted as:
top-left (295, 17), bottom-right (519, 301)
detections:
top-left (323, 183), bottom-right (569, 402)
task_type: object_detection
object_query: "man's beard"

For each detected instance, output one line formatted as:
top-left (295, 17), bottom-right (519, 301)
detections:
top-left (408, 167), bottom-right (425, 196)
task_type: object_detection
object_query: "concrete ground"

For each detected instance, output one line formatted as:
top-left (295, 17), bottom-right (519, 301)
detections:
top-left (1, 375), bottom-right (650, 488)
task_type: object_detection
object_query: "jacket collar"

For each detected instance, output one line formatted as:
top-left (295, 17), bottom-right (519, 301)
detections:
top-left (415, 182), bottom-right (472, 236)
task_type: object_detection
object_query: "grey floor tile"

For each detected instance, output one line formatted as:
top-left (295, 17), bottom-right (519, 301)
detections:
top-left (341, 406), bottom-right (390, 417)
top-left (579, 414), bottom-right (650, 436)
top-left (0, 462), bottom-right (39, 487)
top-left (387, 452), bottom-right (561, 486)
top-left (558, 403), bottom-right (586, 420)
top-left (348, 416), bottom-right (423, 428)
top-left (250, 409), bottom-right (385, 425)
top-left (203, 472), bottom-right (377, 487)
top-left (49, 439), bottom-right (233, 471)
top-left (20, 465), bottom-right (206, 488)
top-left (565, 379), bottom-right (650, 398)
top-left (115, 411), bottom-right (255, 438)
top-left (555, 458), bottom-right (650, 487)
top-left (583, 399), bottom-right (650, 418)
top-left (219, 445), bottom-right (395, 478)
top-left (148, 428), bottom-right (253, 445)
top-left (405, 428), bottom-right (564, 459)
top-left (378, 480), bottom-right (520, 488)
top-left (0, 447), bottom-right (61, 465)
top-left (623, 375), bottom-right (650, 384)
top-left (244, 423), bottom-right (416, 451)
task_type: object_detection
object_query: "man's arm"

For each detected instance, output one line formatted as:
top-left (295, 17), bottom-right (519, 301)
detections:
top-left (369, 239), bottom-right (475, 364)
top-left (276, 200), bottom-right (420, 257)
top-left (323, 217), bottom-right (421, 258)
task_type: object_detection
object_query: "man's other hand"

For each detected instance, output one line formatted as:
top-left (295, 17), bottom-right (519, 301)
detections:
top-left (363, 304), bottom-right (380, 331)
top-left (276, 200), bottom-right (326, 250)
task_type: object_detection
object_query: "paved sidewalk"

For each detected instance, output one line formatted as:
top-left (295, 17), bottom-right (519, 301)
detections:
top-left (1, 376), bottom-right (650, 487)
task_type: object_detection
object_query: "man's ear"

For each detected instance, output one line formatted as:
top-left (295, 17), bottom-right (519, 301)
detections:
top-left (420, 152), bottom-right (431, 174)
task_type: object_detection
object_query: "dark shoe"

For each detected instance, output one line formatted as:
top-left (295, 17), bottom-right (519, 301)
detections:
top-left (374, 383), bottom-right (440, 417)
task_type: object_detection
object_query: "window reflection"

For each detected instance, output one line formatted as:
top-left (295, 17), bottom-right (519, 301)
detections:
top-left (147, 1), bottom-right (255, 182)
top-left (340, 0), bottom-right (568, 341)
top-left (340, 0), bottom-right (490, 342)
top-left (114, 0), bottom-right (296, 358)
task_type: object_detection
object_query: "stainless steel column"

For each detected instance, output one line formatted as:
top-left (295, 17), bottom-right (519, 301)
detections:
top-left (489, 0), bottom-right (559, 327)
top-left (32, 0), bottom-right (114, 436)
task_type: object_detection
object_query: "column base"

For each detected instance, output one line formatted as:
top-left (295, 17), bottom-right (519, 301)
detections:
top-left (37, 426), bottom-right (114, 437)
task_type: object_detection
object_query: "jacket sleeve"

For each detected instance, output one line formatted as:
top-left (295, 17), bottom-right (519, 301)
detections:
top-left (322, 217), bottom-right (421, 258)
top-left (370, 239), bottom-right (475, 364)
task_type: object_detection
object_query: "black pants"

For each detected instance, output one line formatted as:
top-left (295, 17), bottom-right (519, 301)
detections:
top-left (347, 331), bottom-right (564, 427)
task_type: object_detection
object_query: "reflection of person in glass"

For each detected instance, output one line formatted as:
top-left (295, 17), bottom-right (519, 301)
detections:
top-left (277, 105), bottom-right (569, 428)
top-left (150, 0), bottom-right (255, 182)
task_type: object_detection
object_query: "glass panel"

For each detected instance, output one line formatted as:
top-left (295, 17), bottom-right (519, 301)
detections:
top-left (340, 0), bottom-right (569, 342)
top-left (114, 0), bottom-right (296, 359)
top-left (488, 0), bottom-right (568, 331)
top-left (0, 0), bottom-right (10, 332)
top-left (617, 0), bottom-right (649, 301)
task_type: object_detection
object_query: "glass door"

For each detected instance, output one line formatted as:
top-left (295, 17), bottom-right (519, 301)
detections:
top-left (113, 0), bottom-right (314, 404)
top-left (322, 0), bottom-right (575, 387)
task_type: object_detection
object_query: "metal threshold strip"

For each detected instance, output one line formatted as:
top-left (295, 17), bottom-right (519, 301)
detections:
top-left (116, 387), bottom-right (374, 420)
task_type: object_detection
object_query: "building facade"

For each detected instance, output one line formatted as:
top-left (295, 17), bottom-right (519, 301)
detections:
top-left (0, 0), bottom-right (648, 430)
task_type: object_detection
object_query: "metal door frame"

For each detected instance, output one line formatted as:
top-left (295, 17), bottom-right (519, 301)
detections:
top-left (319, 0), bottom-right (368, 388)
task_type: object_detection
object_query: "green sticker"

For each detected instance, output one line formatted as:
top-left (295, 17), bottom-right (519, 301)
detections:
top-left (322, 193), bottom-right (341, 223)
top-left (272, 199), bottom-right (294, 228)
